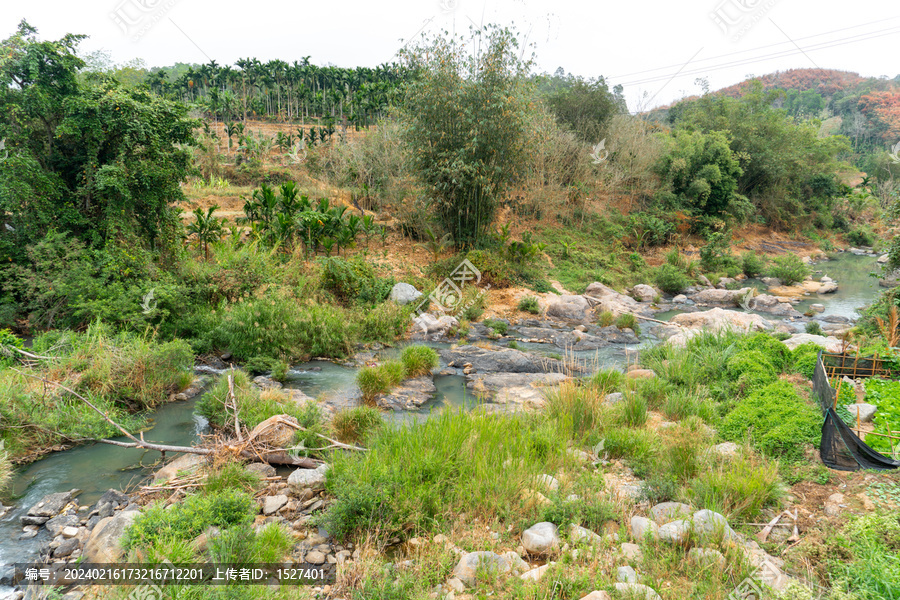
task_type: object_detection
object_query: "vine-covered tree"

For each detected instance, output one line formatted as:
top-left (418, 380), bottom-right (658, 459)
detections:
top-left (0, 20), bottom-right (195, 259)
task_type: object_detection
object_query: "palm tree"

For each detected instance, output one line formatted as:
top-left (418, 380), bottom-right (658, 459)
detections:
top-left (187, 205), bottom-right (225, 260)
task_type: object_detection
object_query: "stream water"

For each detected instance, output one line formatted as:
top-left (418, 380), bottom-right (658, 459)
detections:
top-left (0, 251), bottom-right (885, 576)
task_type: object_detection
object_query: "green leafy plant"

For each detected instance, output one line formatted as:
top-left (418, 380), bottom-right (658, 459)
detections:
top-left (400, 345), bottom-right (438, 377)
top-left (518, 296), bottom-right (540, 314)
top-left (767, 255), bottom-right (811, 285)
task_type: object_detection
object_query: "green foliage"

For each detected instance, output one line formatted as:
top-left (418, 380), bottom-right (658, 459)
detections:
top-left (203, 463), bottom-right (263, 496)
top-left (699, 232), bottom-right (738, 273)
top-left (860, 378), bottom-right (900, 455)
top-left (597, 311), bottom-right (614, 327)
top-left (654, 263), bottom-right (690, 294)
top-left (846, 227), bottom-right (876, 247)
top-left (686, 451), bottom-right (782, 521)
top-left (621, 392), bottom-right (648, 427)
top-left (357, 360), bottom-right (406, 400)
top-left (806, 321), bottom-right (824, 336)
top-left (720, 381), bottom-right (822, 461)
top-left (0, 329), bottom-right (23, 367)
top-left (332, 406), bottom-right (383, 445)
top-left (540, 495), bottom-right (618, 531)
top-left (400, 345), bottom-right (439, 377)
top-left (400, 26), bottom-right (534, 247)
top-left (483, 319), bottom-right (509, 336)
top-left (726, 350), bottom-right (778, 391)
top-left (741, 252), bottom-right (768, 278)
top-left (657, 129), bottom-right (744, 216)
top-left (544, 76), bottom-right (624, 143)
top-left (737, 332), bottom-right (792, 372)
top-left (768, 255), bottom-right (811, 285)
top-left (316, 410), bottom-right (570, 541)
top-left (826, 512), bottom-right (900, 599)
top-left (614, 313), bottom-right (640, 335)
top-left (592, 369), bottom-right (624, 394)
top-left (517, 296), bottom-right (540, 314)
top-left (319, 256), bottom-right (394, 306)
top-left (0, 22), bottom-right (194, 257)
top-left (123, 489), bottom-right (255, 553)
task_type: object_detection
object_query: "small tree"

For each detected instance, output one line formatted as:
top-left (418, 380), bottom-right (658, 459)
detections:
top-left (400, 25), bottom-right (534, 248)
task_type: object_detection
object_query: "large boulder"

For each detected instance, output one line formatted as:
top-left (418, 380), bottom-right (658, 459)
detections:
top-left (630, 516), bottom-right (659, 540)
top-left (412, 313), bottom-right (458, 336)
top-left (584, 282), bottom-right (643, 316)
top-left (649, 502), bottom-right (693, 525)
top-left (690, 287), bottom-right (753, 306)
top-left (666, 309), bottom-right (771, 346)
top-left (441, 346), bottom-right (567, 374)
top-left (451, 551), bottom-right (510, 587)
top-left (522, 522), bottom-right (560, 555)
top-left (26, 491), bottom-right (78, 519)
top-left (691, 509), bottom-right (735, 544)
top-left (83, 509), bottom-right (140, 563)
top-left (631, 284), bottom-right (658, 303)
top-left (781, 333), bottom-right (844, 353)
top-left (389, 282), bottom-right (423, 305)
top-left (287, 463), bottom-right (329, 492)
top-left (547, 295), bottom-right (592, 322)
top-left (846, 403), bottom-right (877, 423)
top-left (613, 583), bottom-right (662, 600)
top-left (376, 376), bottom-right (436, 411)
top-left (747, 294), bottom-right (803, 317)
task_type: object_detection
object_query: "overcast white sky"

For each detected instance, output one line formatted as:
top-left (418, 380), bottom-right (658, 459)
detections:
top-left (3, 0), bottom-right (899, 111)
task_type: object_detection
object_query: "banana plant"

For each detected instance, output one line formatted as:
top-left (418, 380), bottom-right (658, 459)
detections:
top-left (224, 121), bottom-right (238, 149)
top-left (418, 227), bottom-right (452, 262)
top-left (186, 205), bottom-right (225, 260)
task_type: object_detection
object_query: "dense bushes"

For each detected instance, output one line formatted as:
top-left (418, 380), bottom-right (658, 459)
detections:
top-left (319, 256), bottom-right (394, 305)
top-left (768, 254), bottom-right (811, 285)
top-left (720, 380), bottom-right (822, 461)
top-left (654, 263), bottom-right (690, 294)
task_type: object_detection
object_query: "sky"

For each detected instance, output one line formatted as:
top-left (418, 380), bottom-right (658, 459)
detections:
top-left (3, 0), bottom-right (900, 111)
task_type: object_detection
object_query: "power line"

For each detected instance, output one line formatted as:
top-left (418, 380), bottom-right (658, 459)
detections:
top-left (617, 25), bottom-right (900, 88)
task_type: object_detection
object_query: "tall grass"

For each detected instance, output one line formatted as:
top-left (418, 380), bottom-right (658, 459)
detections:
top-left (545, 380), bottom-right (611, 440)
top-left (316, 410), bottom-right (571, 541)
top-left (400, 345), bottom-right (439, 377)
top-left (357, 360), bottom-right (406, 401)
top-left (686, 451), bottom-right (782, 521)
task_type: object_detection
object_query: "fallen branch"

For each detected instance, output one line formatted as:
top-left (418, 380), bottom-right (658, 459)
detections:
top-left (98, 438), bottom-right (214, 455)
top-left (227, 368), bottom-right (243, 443)
top-left (4, 346), bottom-right (57, 361)
top-left (239, 450), bottom-right (321, 468)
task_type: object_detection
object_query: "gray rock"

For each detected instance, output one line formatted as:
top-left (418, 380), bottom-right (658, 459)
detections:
top-left (389, 282), bottom-right (423, 305)
top-left (809, 303), bottom-right (825, 313)
top-left (613, 583), bottom-right (661, 599)
top-left (845, 403), bottom-right (877, 423)
top-left (520, 563), bottom-right (553, 581)
top-left (53, 538), bottom-right (80, 558)
top-left (27, 491), bottom-right (77, 518)
top-left (595, 326), bottom-right (640, 344)
top-left (878, 254), bottom-right (890, 264)
top-left (691, 509), bottom-right (734, 544)
top-left (672, 294), bottom-right (687, 304)
top-left (631, 284), bottom-right (658, 303)
top-left (630, 516), bottom-right (659, 541)
top-left (263, 495), bottom-right (289, 515)
top-left (20, 515), bottom-right (50, 526)
top-left (305, 550), bottom-right (326, 564)
top-left (716, 277), bottom-right (736, 289)
top-left (96, 501), bottom-right (114, 519)
top-left (710, 442), bottom-right (740, 458)
top-left (649, 502), bottom-right (694, 525)
top-left (605, 392), bottom-right (624, 404)
top-left (245, 462), bottom-right (277, 479)
top-left (253, 375), bottom-right (282, 390)
top-left (761, 277), bottom-right (781, 287)
top-left (658, 520), bottom-right (691, 545)
top-left (547, 295), bottom-right (592, 322)
top-left (287, 464), bottom-right (329, 492)
top-left (688, 547), bottom-right (726, 569)
top-left (583, 282), bottom-right (646, 317)
top-left (451, 551), bottom-right (511, 587)
top-left (441, 346), bottom-right (568, 374)
top-left (536, 474), bottom-right (560, 492)
top-left (522, 522), bottom-right (560, 555)
top-left (45, 514), bottom-right (80, 537)
top-left (821, 314), bottom-right (851, 324)
top-left (578, 593), bottom-right (612, 600)
top-left (818, 282), bottom-right (838, 294)
top-left (569, 524), bottom-right (604, 546)
top-left (412, 313), bottom-right (459, 336)
top-left (377, 375), bottom-right (436, 411)
top-left (97, 489), bottom-right (129, 508)
top-left (620, 543), bottom-right (643, 561)
top-left (83, 510), bottom-right (140, 563)
top-left (617, 566), bottom-right (638, 583)
top-left (690, 287), bottom-right (754, 306)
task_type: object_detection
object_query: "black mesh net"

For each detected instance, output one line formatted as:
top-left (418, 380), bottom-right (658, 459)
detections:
top-left (813, 351), bottom-right (899, 471)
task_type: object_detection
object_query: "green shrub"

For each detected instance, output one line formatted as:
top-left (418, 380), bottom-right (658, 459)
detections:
top-left (591, 368), bottom-right (623, 394)
top-left (355, 302), bottom-right (412, 344)
top-left (720, 381), bottom-right (822, 461)
top-left (741, 252), bottom-right (768, 278)
top-left (0, 329), bottom-right (23, 368)
top-left (357, 360), bottom-right (406, 400)
top-left (686, 452), bottom-right (782, 521)
top-left (621, 393), bottom-right (648, 427)
top-left (699, 233), bottom-right (738, 273)
top-left (597, 311), bottom-right (615, 327)
top-left (791, 343), bottom-right (822, 379)
top-left (614, 313), bottom-right (641, 336)
top-left (654, 263), bottom-right (690, 295)
top-left (316, 411), bottom-right (569, 541)
top-left (518, 296), bottom-right (541, 314)
top-left (767, 255), bottom-right (811, 285)
top-left (846, 227), bottom-right (875, 247)
top-left (319, 256), bottom-right (395, 305)
top-left (725, 350), bottom-right (778, 390)
top-left (203, 463), bottom-right (263, 496)
top-left (805, 321), bottom-right (824, 336)
top-left (541, 495), bottom-right (617, 531)
top-left (332, 406), bottom-right (383, 444)
top-left (545, 382), bottom-right (608, 440)
top-left (123, 489), bottom-right (255, 552)
top-left (737, 332), bottom-right (792, 372)
top-left (401, 345), bottom-right (439, 377)
top-left (483, 318), bottom-right (508, 336)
